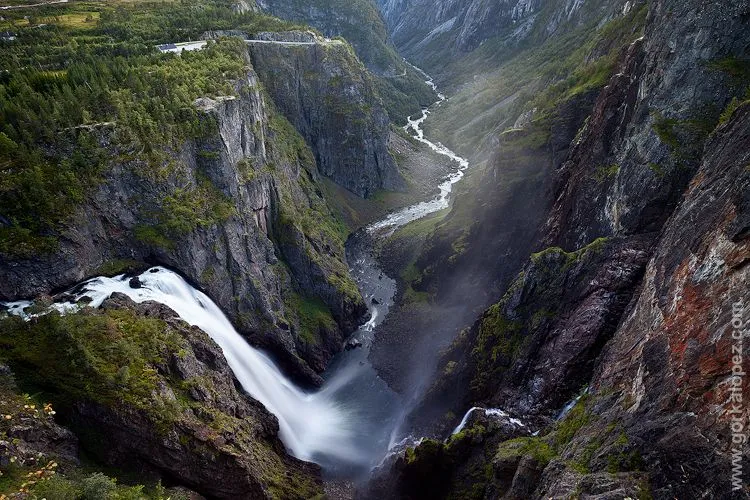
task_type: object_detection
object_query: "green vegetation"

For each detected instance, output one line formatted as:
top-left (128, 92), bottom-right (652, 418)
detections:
top-left (593, 163), bottom-right (621, 182)
top-left (285, 292), bottom-right (337, 345)
top-left (494, 394), bottom-right (646, 479)
top-left (648, 162), bottom-right (666, 177)
top-left (492, 395), bottom-right (593, 473)
top-left (27, 472), bottom-right (174, 500)
top-left (264, 0), bottom-right (435, 122)
top-left (135, 174), bottom-right (236, 249)
top-left (652, 110), bottom-right (720, 161)
top-left (470, 303), bottom-right (524, 396)
top-left (94, 259), bottom-right (143, 277)
top-left (530, 237), bottom-right (610, 272)
top-left (0, 0), bottom-right (301, 257)
top-left (495, 436), bottom-right (556, 466)
top-left (552, 396), bottom-right (592, 449)
top-left (707, 56), bottom-right (750, 81)
top-left (0, 309), bottom-right (184, 420)
top-left (0, 306), bottom-right (322, 499)
top-left (718, 87), bottom-right (750, 127)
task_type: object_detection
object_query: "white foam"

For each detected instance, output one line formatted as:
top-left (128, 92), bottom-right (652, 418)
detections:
top-left (452, 406), bottom-right (525, 435)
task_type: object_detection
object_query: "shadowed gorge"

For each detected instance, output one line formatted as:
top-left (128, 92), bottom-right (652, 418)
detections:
top-left (0, 0), bottom-right (748, 498)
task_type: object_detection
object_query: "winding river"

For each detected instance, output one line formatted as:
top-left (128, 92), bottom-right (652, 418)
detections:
top-left (2, 74), bottom-right (471, 479)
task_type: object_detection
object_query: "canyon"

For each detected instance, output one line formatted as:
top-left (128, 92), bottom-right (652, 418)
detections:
top-left (0, 0), bottom-right (748, 499)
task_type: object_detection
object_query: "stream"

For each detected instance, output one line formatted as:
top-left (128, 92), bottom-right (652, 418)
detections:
top-left (2, 74), bottom-right (471, 480)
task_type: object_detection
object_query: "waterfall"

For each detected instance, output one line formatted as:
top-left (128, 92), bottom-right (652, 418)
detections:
top-left (1, 70), bottom-right (468, 477)
top-left (16, 267), bottom-right (366, 467)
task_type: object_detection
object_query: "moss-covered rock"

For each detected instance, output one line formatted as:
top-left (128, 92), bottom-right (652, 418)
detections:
top-left (0, 296), bottom-right (323, 499)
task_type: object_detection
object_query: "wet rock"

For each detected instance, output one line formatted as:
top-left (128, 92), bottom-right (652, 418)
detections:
top-left (345, 338), bottom-right (363, 351)
top-left (128, 276), bottom-right (142, 289)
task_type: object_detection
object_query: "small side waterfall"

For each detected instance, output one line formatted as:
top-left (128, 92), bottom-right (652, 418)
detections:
top-left (451, 407), bottom-right (526, 436)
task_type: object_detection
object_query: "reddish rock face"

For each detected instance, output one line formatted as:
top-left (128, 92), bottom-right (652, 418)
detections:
top-left (588, 104), bottom-right (750, 498)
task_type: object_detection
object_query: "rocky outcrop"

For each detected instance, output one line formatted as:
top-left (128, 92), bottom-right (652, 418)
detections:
top-left (560, 101), bottom-right (750, 499)
top-left (249, 32), bottom-right (403, 197)
top-left (0, 54), bottom-right (366, 385)
top-left (411, 235), bottom-right (652, 437)
top-left (367, 411), bottom-right (532, 500)
top-left (0, 294), bottom-right (323, 499)
top-left (0, 368), bottom-right (78, 471)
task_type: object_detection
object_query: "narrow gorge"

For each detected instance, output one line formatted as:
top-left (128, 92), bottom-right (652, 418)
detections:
top-left (0, 0), bottom-right (748, 499)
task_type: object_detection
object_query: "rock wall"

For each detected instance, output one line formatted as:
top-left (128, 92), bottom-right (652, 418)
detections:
top-left (544, 0), bottom-right (750, 250)
top-left (375, 0), bottom-right (750, 497)
top-left (258, 0), bottom-right (400, 75)
top-left (572, 101), bottom-right (750, 499)
top-left (249, 32), bottom-right (403, 197)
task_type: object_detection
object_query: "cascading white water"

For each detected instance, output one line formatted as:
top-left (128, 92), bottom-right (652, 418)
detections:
top-left (43, 268), bottom-right (364, 466)
top-left (451, 407), bottom-right (526, 436)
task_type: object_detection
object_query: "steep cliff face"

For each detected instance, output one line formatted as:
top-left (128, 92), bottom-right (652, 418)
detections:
top-left (0, 49), bottom-right (369, 385)
top-left (376, 0), bottom-right (750, 496)
top-left (254, 3), bottom-right (436, 124)
top-left (543, 0), bottom-right (750, 250)
top-left (569, 102), bottom-right (750, 499)
top-left (249, 32), bottom-right (403, 198)
top-left (258, 0), bottom-right (397, 74)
